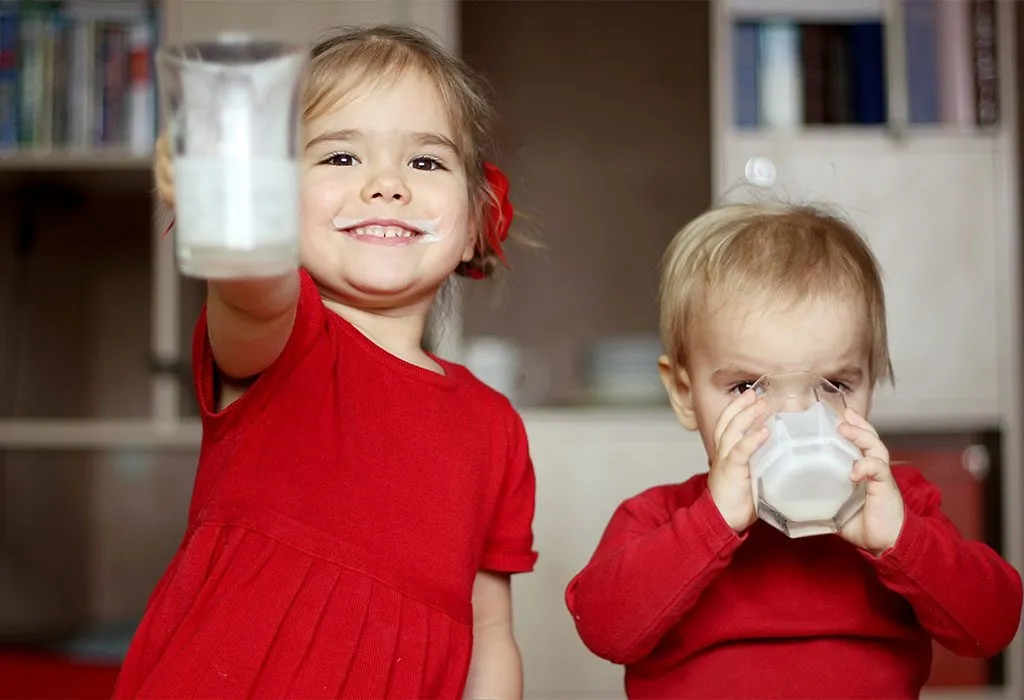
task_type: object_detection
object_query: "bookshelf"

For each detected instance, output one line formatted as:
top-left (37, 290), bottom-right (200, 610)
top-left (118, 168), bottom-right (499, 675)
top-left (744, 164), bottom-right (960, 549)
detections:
top-left (723, 0), bottom-right (997, 134)
top-left (0, 0), bottom-right (160, 164)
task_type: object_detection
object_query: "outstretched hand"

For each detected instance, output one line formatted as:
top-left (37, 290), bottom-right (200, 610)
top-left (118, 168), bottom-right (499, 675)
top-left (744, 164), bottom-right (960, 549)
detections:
top-left (154, 132), bottom-right (175, 208)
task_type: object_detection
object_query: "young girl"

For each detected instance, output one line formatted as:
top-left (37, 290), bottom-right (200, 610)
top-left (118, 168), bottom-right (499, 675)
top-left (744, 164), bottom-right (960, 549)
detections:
top-left (113, 25), bottom-right (537, 699)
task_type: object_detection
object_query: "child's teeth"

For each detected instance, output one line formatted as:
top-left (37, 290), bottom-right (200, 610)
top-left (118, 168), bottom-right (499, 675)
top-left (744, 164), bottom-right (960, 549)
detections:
top-left (352, 225), bottom-right (414, 238)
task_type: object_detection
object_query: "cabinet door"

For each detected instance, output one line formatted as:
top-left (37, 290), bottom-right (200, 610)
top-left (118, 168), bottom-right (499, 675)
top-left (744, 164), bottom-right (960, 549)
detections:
top-left (884, 433), bottom-right (1000, 687)
top-left (516, 417), bottom-right (711, 698)
top-left (719, 135), bottom-right (1003, 428)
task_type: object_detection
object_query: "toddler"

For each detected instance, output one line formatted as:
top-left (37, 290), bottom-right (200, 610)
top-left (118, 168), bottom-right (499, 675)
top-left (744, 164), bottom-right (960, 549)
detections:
top-left (565, 203), bottom-right (1022, 698)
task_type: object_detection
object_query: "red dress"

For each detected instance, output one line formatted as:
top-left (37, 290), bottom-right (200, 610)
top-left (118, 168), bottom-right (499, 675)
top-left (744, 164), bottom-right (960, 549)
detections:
top-left (113, 270), bottom-right (538, 699)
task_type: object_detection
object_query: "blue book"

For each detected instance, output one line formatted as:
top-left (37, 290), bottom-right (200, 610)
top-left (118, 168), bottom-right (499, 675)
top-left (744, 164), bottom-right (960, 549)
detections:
top-left (846, 21), bottom-right (887, 125)
top-left (0, 1), bottom-right (19, 147)
top-left (904, 0), bottom-right (940, 124)
top-left (733, 22), bottom-right (760, 128)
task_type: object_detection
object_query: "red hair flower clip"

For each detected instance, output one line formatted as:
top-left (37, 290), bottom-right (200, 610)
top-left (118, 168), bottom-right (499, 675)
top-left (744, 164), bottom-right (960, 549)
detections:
top-left (484, 161), bottom-right (513, 263)
top-left (464, 162), bottom-right (514, 279)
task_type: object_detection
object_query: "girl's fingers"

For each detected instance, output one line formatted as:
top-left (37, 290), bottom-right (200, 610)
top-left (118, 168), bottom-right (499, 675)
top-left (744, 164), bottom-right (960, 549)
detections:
top-left (154, 134), bottom-right (175, 207)
top-left (850, 456), bottom-right (893, 484)
top-left (156, 178), bottom-right (175, 208)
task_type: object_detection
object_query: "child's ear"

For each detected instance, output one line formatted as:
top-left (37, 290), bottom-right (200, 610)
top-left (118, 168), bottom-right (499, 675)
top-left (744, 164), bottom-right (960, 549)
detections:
top-left (462, 230), bottom-right (477, 262)
top-left (658, 355), bottom-right (698, 432)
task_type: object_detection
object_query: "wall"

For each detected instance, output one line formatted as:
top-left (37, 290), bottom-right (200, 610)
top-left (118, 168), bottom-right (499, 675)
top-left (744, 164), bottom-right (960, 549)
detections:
top-left (459, 0), bottom-right (712, 404)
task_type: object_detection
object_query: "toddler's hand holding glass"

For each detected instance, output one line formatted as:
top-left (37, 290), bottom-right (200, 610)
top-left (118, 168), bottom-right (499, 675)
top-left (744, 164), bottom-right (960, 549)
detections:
top-left (836, 409), bottom-right (905, 555)
top-left (708, 389), bottom-right (770, 533)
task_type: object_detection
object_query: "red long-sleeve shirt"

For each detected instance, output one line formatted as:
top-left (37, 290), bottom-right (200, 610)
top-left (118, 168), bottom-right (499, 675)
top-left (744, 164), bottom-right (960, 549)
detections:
top-left (565, 466), bottom-right (1022, 699)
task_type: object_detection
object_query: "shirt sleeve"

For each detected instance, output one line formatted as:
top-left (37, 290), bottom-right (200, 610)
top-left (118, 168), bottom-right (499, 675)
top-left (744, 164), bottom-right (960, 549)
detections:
top-left (191, 268), bottom-right (327, 436)
top-left (865, 466), bottom-right (1023, 658)
top-left (479, 408), bottom-right (538, 574)
top-left (564, 478), bottom-right (746, 665)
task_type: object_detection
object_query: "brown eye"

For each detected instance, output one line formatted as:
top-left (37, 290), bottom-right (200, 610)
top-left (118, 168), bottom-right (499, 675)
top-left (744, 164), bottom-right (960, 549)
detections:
top-left (729, 381), bottom-right (757, 396)
top-left (410, 156), bottom-right (444, 171)
top-left (321, 152), bottom-right (357, 167)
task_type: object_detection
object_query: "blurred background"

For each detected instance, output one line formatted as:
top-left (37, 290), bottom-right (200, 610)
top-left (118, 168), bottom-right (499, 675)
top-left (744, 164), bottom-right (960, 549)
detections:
top-left (0, 0), bottom-right (1020, 698)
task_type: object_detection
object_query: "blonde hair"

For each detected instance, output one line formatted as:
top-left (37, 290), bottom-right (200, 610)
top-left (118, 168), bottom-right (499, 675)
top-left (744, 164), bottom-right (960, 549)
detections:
top-left (659, 202), bottom-right (894, 385)
top-left (305, 25), bottom-right (507, 278)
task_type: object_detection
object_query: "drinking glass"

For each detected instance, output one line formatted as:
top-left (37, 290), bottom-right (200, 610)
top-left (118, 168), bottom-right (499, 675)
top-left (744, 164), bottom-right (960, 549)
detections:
top-left (156, 34), bottom-right (308, 278)
top-left (748, 370), bottom-right (865, 538)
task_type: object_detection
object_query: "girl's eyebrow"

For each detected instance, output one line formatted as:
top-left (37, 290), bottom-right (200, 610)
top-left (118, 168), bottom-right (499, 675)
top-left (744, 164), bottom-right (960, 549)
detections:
top-left (411, 131), bottom-right (460, 156)
top-left (306, 128), bottom-right (460, 156)
top-left (306, 128), bottom-right (360, 149)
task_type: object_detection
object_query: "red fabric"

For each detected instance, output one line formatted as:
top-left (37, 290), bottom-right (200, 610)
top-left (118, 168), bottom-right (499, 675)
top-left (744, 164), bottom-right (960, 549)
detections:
top-left (565, 466), bottom-right (1022, 699)
top-left (113, 270), bottom-right (537, 699)
top-left (0, 651), bottom-right (119, 699)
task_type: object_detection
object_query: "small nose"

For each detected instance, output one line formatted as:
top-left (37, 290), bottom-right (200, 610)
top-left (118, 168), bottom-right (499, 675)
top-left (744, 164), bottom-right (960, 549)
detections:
top-left (361, 170), bottom-right (410, 204)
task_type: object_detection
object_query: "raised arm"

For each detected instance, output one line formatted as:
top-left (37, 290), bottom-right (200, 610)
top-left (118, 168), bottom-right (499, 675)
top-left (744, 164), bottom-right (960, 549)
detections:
top-left (156, 133), bottom-right (301, 380)
top-left (206, 276), bottom-right (300, 380)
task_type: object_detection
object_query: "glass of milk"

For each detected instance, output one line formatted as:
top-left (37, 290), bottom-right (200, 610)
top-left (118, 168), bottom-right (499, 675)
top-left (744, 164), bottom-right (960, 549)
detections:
top-left (156, 35), bottom-right (308, 279)
top-left (748, 370), bottom-right (866, 538)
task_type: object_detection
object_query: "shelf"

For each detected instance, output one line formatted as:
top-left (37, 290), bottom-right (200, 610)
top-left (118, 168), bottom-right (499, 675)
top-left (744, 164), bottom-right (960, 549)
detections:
top-left (727, 123), bottom-right (1002, 142)
top-left (0, 419), bottom-right (201, 450)
top-left (727, 0), bottom-right (883, 22)
top-left (0, 405), bottom-right (1004, 451)
top-left (0, 148), bottom-right (154, 192)
top-left (0, 149), bottom-right (151, 171)
top-left (724, 127), bottom-right (1004, 155)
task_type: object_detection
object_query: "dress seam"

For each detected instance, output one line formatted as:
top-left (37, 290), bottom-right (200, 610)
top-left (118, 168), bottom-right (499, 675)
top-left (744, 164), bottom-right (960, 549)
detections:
top-left (199, 516), bottom-right (474, 626)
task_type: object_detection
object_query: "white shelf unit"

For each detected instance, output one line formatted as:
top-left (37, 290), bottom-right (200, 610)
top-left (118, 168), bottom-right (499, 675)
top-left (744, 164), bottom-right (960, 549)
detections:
top-left (729, 0), bottom-right (885, 22)
top-left (712, 0), bottom-right (1023, 694)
